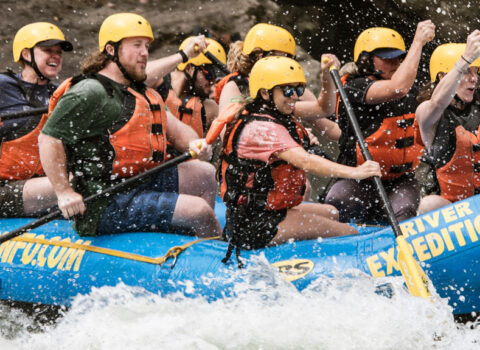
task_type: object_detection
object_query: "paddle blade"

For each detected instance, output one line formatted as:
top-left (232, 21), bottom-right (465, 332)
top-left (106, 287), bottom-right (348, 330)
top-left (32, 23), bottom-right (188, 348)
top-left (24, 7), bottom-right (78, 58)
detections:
top-left (396, 236), bottom-right (431, 298)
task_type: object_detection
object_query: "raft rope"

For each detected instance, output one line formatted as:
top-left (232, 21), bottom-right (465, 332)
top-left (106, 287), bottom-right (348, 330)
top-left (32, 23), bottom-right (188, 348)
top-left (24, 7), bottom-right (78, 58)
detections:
top-left (12, 235), bottom-right (221, 267)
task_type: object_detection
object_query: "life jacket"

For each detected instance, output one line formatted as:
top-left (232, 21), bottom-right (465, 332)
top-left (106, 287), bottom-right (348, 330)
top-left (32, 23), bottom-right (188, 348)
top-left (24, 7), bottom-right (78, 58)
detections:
top-left (51, 74), bottom-right (168, 180)
top-left (0, 70), bottom-right (58, 181)
top-left (0, 111), bottom-right (49, 180)
top-left (164, 90), bottom-right (204, 137)
top-left (213, 72), bottom-right (249, 104)
top-left (436, 124), bottom-right (480, 202)
top-left (220, 112), bottom-right (309, 211)
top-left (336, 74), bottom-right (422, 180)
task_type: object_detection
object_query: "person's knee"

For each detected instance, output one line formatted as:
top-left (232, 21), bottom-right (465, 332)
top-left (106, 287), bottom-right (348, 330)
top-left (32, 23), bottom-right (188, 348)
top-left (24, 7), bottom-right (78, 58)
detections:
top-left (323, 204), bottom-right (339, 220)
top-left (417, 195), bottom-right (450, 215)
top-left (174, 196), bottom-right (217, 226)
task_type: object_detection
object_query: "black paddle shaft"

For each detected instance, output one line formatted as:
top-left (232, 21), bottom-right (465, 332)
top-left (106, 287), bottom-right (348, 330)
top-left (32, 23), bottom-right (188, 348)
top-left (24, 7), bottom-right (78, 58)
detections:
top-left (330, 68), bottom-right (404, 239)
top-left (0, 151), bottom-right (193, 244)
top-left (0, 106), bottom-right (48, 122)
top-left (204, 51), bottom-right (230, 75)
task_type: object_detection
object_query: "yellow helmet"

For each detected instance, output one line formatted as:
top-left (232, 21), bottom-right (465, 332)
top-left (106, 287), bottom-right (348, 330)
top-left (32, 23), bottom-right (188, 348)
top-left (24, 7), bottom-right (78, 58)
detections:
top-left (429, 43), bottom-right (480, 82)
top-left (243, 23), bottom-right (296, 56)
top-left (177, 37), bottom-right (227, 71)
top-left (353, 27), bottom-right (406, 62)
top-left (12, 22), bottom-right (73, 62)
top-left (99, 13), bottom-right (153, 52)
top-left (249, 56), bottom-right (306, 99)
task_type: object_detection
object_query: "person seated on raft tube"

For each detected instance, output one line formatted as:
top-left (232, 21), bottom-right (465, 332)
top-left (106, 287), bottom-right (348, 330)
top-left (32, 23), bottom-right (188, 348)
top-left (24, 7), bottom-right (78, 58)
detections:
top-left (218, 56), bottom-right (381, 261)
top-left (324, 20), bottom-right (436, 223)
top-left (38, 13), bottom-right (221, 237)
top-left (216, 23), bottom-right (342, 142)
top-left (0, 22), bottom-right (73, 218)
top-left (147, 36), bottom-right (226, 156)
top-left (415, 31), bottom-right (480, 214)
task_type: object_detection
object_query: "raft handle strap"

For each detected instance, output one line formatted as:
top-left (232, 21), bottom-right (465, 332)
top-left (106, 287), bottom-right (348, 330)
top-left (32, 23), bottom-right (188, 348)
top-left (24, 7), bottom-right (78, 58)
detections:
top-left (12, 235), bottom-right (220, 267)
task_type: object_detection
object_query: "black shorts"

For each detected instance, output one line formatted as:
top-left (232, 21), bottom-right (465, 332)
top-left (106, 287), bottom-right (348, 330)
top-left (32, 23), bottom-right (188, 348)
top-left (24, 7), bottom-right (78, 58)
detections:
top-left (224, 206), bottom-right (287, 250)
top-left (0, 180), bottom-right (26, 217)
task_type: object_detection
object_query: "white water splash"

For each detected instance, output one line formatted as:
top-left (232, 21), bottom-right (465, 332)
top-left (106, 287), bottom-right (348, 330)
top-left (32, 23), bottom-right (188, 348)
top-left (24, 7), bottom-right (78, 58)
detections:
top-left (1, 261), bottom-right (480, 349)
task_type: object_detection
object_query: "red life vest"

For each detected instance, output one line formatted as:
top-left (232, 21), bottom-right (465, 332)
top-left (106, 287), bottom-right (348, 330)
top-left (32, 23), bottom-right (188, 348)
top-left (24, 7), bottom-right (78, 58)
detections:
top-left (164, 89), bottom-right (204, 137)
top-left (50, 75), bottom-right (168, 179)
top-left (220, 112), bottom-right (308, 211)
top-left (0, 112), bottom-right (48, 180)
top-left (436, 125), bottom-right (480, 202)
top-left (213, 72), bottom-right (249, 104)
top-left (356, 112), bottom-right (422, 180)
top-left (109, 87), bottom-right (168, 178)
top-left (336, 74), bottom-right (422, 180)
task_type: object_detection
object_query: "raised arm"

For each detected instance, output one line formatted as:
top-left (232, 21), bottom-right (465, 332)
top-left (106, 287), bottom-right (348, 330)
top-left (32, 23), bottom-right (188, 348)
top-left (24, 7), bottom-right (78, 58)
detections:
top-left (417, 30), bottom-right (480, 150)
top-left (294, 54), bottom-right (340, 120)
top-left (365, 20), bottom-right (435, 104)
top-left (145, 35), bottom-right (208, 89)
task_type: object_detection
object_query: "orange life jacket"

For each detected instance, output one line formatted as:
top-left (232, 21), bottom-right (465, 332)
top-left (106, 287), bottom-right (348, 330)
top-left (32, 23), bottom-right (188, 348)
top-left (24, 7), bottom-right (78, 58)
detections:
top-left (220, 112), bottom-right (308, 211)
top-left (436, 125), bottom-right (480, 202)
top-left (52, 75), bottom-right (168, 179)
top-left (109, 87), bottom-right (168, 178)
top-left (0, 112), bottom-right (48, 180)
top-left (164, 89), bottom-right (204, 137)
top-left (336, 74), bottom-right (422, 180)
top-left (356, 112), bottom-right (422, 180)
top-left (213, 72), bottom-right (249, 104)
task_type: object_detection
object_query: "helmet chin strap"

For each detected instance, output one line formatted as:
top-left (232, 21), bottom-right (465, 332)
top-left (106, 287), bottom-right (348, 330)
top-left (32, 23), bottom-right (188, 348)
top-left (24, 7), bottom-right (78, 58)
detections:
top-left (106, 42), bottom-right (137, 84)
top-left (183, 67), bottom-right (198, 94)
top-left (22, 48), bottom-right (49, 81)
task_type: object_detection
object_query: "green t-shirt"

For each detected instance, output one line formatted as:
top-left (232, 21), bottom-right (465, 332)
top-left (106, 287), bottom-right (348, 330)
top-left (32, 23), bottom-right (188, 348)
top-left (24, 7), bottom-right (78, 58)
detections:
top-left (42, 76), bottom-right (126, 236)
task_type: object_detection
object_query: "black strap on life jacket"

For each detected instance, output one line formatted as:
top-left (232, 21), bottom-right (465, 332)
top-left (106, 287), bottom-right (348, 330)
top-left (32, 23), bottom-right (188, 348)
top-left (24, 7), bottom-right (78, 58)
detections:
top-left (221, 112), bottom-right (310, 266)
top-left (156, 73), bottom-right (172, 101)
top-left (2, 69), bottom-right (56, 108)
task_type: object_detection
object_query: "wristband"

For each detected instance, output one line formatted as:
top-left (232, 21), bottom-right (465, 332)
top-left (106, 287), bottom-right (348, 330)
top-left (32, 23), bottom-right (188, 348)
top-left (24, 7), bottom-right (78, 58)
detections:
top-left (177, 50), bottom-right (189, 63)
top-left (454, 62), bottom-right (468, 74)
top-left (461, 55), bottom-right (472, 64)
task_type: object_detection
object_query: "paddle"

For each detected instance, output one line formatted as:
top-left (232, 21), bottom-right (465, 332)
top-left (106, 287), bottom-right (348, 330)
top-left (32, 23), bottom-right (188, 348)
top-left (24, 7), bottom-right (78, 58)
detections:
top-left (0, 106), bottom-right (48, 121)
top-left (0, 151), bottom-right (195, 244)
top-left (329, 65), bottom-right (431, 298)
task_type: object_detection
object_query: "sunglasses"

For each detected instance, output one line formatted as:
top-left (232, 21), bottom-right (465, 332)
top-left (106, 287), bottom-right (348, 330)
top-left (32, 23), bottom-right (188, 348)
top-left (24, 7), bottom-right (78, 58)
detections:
top-left (279, 85), bottom-right (305, 97)
top-left (199, 65), bottom-right (216, 81)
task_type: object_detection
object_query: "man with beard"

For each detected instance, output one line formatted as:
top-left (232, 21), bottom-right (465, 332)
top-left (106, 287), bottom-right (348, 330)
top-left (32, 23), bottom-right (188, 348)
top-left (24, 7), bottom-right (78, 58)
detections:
top-left (38, 13), bottom-right (221, 237)
top-left (149, 36), bottom-right (226, 142)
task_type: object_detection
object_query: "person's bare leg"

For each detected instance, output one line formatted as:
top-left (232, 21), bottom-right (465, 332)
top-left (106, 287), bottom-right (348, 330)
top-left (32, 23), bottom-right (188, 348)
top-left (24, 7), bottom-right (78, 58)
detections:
top-left (22, 177), bottom-right (57, 215)
top-left (270, 202), bottom-right (356, 245)
top-left (178, 160), bottom-right (217, 209)
top-left (171, 194), bottom-right (222, 237)
top-left (417, 194), bottom-right (451, 215)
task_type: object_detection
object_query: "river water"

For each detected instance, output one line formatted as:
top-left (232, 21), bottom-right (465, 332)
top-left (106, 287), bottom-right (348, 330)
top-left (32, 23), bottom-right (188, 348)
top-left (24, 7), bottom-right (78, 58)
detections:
top-left (0, 261), bottom-right (479, 350)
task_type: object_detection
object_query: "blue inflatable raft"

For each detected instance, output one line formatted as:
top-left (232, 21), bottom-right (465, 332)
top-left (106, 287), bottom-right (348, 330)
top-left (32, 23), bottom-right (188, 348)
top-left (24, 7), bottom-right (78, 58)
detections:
top-left (0, 195), bottom-right (480, 315)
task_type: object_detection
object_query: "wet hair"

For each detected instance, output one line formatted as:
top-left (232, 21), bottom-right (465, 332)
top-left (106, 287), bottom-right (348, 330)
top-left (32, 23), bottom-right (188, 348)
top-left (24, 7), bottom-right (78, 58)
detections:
top-left (227, 41), bottom-right (255, 76)
top-left (81, 51), bottom-right (110, 75)
top-left (339, 61), bottom-right (359, 77)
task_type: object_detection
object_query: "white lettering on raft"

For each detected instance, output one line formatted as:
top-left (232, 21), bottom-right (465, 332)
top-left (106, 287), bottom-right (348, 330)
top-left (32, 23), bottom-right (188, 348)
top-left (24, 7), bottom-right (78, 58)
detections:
top-left (366, 202), bottom-right (479, 277)
top-left (0, 233), bottom-right (91, 272)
